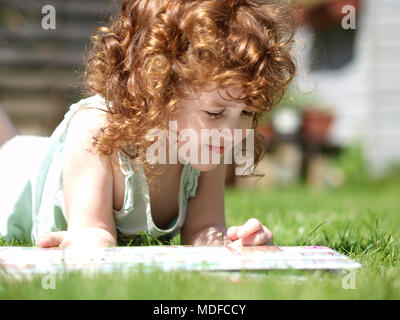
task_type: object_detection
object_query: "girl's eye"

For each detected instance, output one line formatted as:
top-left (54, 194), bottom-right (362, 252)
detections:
top-left (242, 110), bottom-right (255, 118)
top-left (206, 111), bottom-right (224, 119)
top-left (205, 109), bottom-right (255, 119)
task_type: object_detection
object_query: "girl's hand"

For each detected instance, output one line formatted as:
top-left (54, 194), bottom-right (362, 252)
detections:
top-left (226, 218), bottom-right (273, 247)
top-left (38, 227), bottom-right (117, 249)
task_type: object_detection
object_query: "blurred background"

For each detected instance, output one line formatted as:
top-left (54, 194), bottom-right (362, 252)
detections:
top-left (0, 0), bottom-right (118, 135)
top-left (1, 0), bottom-right (399, 189)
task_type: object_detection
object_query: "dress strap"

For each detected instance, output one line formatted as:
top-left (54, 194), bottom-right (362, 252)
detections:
top-left (117, 150), bottom-right (134, 177)
top-left (58, 94), bottom-right (107, 143)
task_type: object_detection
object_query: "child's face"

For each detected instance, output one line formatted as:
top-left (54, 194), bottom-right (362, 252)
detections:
top-left (170, 83), bottom-right (255, 172)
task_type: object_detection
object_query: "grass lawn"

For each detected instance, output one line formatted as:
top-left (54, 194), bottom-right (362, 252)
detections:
top-left (0, 170), bottom-right (399, 299)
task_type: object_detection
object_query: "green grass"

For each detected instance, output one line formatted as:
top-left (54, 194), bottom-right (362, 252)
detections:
top-left (1, 171), bottom-right (399, 299)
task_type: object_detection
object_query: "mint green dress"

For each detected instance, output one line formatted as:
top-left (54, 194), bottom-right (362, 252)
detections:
top-left (0, 95), bottom-right (200, 246)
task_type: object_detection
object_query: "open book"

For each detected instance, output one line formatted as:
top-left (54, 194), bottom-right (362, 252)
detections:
top-left (0, 245), bottom-right (361, 275)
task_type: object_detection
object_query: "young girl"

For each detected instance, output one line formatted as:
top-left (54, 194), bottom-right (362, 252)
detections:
top-left (0, 0), bottom-right (296, 249)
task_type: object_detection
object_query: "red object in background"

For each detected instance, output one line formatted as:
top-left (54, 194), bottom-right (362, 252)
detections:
top-left (256, 124), bottom-right (275, 145)
top-left (296, 0), bottom-right (362, 30)
top-left (302, 109), bottom-right (334, 144)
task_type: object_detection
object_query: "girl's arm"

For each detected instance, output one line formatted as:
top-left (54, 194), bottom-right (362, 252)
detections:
top-left (38, 107), bottom-right (117, 248)
top-left (181, 164), bottom-right (273, 247)
top-left (181, 164), bottom-right (228, 246)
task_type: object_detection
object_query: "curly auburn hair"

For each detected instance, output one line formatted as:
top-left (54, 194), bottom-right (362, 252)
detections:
top-left (82, 0), bottom-right (296, 185)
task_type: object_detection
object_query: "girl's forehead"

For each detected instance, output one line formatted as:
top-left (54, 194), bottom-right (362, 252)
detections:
top-left (183, 83), bottom-right (246, 107)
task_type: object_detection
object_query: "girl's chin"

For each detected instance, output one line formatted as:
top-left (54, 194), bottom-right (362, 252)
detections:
top-left (188, 163), bottom-right (220, 172)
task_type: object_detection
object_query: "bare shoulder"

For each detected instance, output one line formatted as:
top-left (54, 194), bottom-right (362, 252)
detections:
top-left (63, 103), bottom-right (120, 170)
top-left (65, 104), bottom-right (108, 147)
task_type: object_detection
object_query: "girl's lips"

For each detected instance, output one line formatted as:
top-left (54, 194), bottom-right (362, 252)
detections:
top-left (207, 145), bottom-right (225, 154)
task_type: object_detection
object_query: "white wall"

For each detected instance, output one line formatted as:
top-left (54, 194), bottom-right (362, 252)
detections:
top-left (294, 0), bottom-right (400, 177)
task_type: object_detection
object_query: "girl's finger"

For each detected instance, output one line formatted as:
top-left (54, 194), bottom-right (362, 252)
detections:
top-left (262, 225), bottom-right (274, 245)
top-left (38, 232), bottom-right (66, 248)
top-left (240, 229), bottom-right (271, 246)
top-left (227, 238), bottom-right (243, 248)
top-left (226, 226), bottom-right (241, 241)
top-left (237, 218), bottom-right (263, 239)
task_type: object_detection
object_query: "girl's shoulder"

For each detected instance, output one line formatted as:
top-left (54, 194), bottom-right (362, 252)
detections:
top-left (65, 94), bottom-right (109, 140)
top-left (63, 94), bottom-right (120, 172)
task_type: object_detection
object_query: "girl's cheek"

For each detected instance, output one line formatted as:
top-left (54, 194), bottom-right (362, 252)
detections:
top-left (243, 120), bottom-right (254, 138)
top-left (236, 128), bottom-right (250, 142)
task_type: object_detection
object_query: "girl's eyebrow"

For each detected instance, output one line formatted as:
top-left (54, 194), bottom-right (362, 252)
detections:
top-left (209, 98), bottom-right (242, 108)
